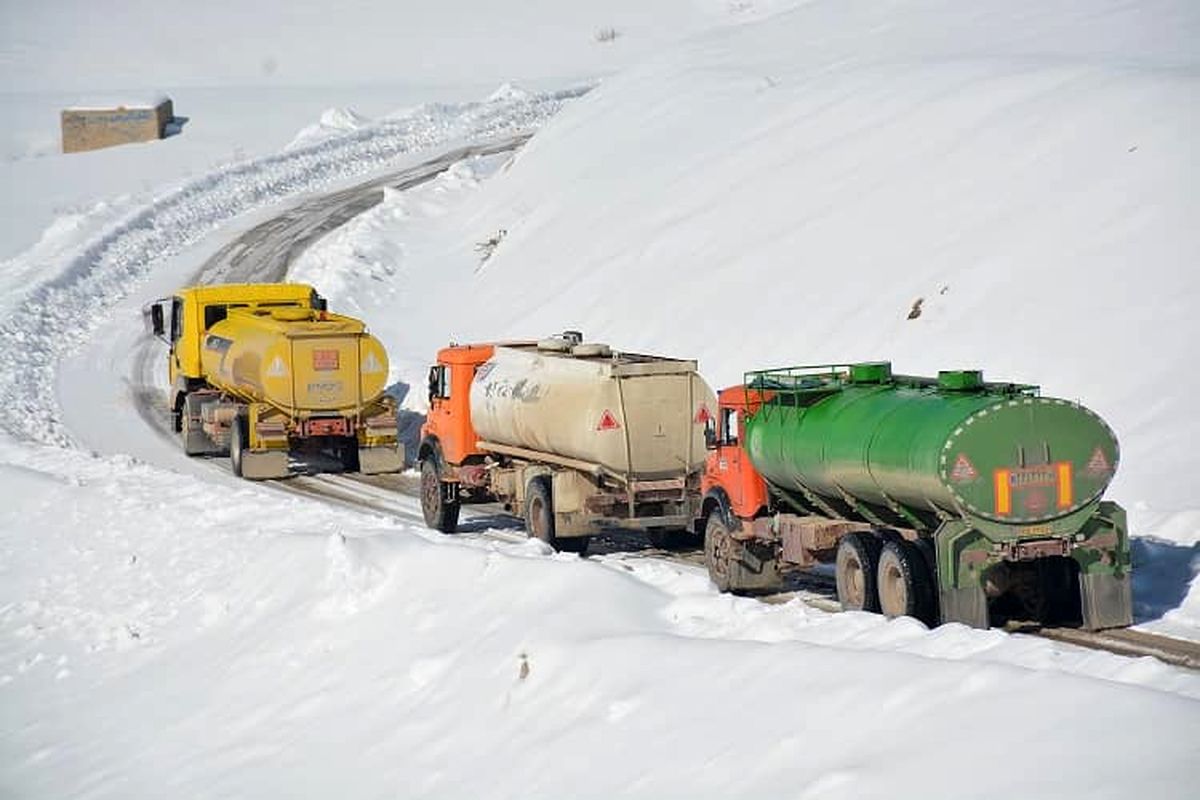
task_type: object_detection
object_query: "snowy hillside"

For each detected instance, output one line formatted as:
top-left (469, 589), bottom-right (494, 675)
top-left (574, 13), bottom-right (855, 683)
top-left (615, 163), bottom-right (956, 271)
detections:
top-left (2, 0), bottom-right (1199, 798)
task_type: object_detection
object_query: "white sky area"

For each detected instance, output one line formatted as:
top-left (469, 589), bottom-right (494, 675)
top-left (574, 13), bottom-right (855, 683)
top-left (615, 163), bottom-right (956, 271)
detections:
top-left (1, 1), bottom-right (1197, 797)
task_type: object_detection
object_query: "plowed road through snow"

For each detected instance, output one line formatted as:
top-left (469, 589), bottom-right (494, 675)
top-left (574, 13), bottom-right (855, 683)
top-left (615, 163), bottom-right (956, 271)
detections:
top-left (129, 136), bottom-right (1200, 672)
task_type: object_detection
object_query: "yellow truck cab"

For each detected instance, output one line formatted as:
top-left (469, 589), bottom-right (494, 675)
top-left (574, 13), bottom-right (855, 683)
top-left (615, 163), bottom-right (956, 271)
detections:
top-left (146, 283), bottom-right (402, 479)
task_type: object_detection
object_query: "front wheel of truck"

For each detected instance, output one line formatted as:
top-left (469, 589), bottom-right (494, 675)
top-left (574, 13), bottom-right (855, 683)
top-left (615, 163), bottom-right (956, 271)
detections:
top-left (421, 458), bottom-right (459, 533)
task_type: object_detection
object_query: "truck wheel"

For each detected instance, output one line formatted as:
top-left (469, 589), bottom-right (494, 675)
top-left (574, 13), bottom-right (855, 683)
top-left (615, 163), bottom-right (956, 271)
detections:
top-left (836, 532), bottom-right (883, 613)
top-left (704, 514), bottom-right (737, 592)
top-left (522, 478), bottom-right (588, 555)
top-left (704, 513), bottom-right (781, 594)
top-left (339, 438), bottom-right (361, 472)
top-left (230, 414), bottom-right (248, 478)
top-left (876, 539), bottom-right (936, 625)
top-left (421, 459), bottom-right (459, 533)
top-left (180, 394), bottom-right (212, 456)
top-left (524, 477), bottom-right (555, 546)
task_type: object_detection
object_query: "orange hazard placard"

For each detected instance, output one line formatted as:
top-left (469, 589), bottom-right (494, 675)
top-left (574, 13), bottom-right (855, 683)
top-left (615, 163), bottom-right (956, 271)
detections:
top-left (313, 349), bottom-right (340, 371)
top-left (950, 453), bottom-right (978, 483)
top-left (596, 409), bottom-right (621, 431)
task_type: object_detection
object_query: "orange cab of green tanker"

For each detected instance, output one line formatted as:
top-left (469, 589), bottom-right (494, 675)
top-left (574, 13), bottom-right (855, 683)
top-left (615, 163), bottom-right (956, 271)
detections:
top-left (701, 385), bottom-right (771, 523)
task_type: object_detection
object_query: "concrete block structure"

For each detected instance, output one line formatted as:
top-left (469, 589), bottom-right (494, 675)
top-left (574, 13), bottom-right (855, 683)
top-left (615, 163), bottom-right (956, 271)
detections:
top-left (61, 97), bottom-right (174, 154)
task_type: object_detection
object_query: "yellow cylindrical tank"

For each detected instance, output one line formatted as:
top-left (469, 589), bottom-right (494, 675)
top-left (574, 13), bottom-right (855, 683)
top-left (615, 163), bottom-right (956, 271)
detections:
top-left (199, 307), bottom-right (390, 415)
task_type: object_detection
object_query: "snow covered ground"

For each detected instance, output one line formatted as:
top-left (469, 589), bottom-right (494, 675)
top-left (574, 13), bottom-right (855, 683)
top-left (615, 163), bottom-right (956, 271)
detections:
top-left (2, 0), bottom-right (1199, 797)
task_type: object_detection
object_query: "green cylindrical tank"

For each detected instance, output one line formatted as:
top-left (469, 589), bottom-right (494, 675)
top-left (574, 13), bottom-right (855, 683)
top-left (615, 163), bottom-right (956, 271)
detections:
top-left (743, 363), bottom-right (1119, 527)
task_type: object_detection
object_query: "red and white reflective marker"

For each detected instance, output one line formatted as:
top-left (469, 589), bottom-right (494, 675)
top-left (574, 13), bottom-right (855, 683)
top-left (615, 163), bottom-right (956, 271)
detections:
top-left (950, 453), bottom-right (978, 483)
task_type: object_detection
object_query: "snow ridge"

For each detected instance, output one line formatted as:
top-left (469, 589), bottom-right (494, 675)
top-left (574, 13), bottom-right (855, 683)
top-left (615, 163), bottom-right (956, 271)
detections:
top-left (0, 86), bottom-right (587, 447)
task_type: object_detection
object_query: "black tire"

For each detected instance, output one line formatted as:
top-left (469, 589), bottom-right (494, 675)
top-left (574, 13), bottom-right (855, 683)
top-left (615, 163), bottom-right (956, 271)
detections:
top-left (522, 476), bottom-right (586, 554)
top-left (180, 394), bottom-right (212, 456)
top-left (704, 512), bottom-right (781, 594)
top-left (876, 539), bottom-right (937, 625)
top-left (339, 438), bottom-right (361, 472)
top-left (420, 458), bottom-right (459, 533)
top-left (704, 513), bottom-right (737, 592)
top-left (524, 476), bottom-right (555, 546)
top-left (835, 532), bottom-right (883, 613)
top-left (230, 413), bottom-right (247, 478)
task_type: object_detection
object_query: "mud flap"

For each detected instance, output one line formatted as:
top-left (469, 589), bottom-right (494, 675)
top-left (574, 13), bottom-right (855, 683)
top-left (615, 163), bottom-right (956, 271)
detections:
top-left (939, 586), bottom-right (988, 629)
top-left (727, 539), bottom-right (782, 594)
top-left (239, 450), bottom-right (290, 480)
top-left (1079, 572), bottom-right (1133, 631)
top-left (358, 445), bottom-right (404, 475)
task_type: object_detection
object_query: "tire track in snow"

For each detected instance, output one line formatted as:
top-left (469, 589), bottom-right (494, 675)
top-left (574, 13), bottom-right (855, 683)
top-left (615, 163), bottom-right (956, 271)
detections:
top-left (0, 86), bottom-right (587, 447)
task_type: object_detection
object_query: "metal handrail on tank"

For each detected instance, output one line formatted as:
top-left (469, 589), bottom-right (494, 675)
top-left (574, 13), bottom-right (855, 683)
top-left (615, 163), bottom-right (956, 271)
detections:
top-left (742, 364), bottom-right (858, 419)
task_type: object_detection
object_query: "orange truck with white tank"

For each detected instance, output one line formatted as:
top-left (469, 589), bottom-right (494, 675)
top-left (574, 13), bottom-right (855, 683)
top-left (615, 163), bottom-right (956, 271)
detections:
top-left (419, 332), bottom-right (715, 552)
top-left (146, 283), bottom-right (403, 479)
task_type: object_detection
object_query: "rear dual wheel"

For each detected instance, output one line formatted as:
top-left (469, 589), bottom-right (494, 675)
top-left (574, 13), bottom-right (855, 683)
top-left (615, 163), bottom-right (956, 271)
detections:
top-left (835, 532), bottom-right (936, 625)
top-left (876, 539), bottom-right (937, 626)
top-left (524, 476), bottom-right (587, 555)
top-left (835, 533), bottom-right (883, 613)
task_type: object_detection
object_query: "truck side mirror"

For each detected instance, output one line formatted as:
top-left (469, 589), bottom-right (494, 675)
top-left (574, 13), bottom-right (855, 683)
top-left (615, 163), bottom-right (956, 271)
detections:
top-left (704, 422), bottom-right (717, 450)
top-left (149, 303), bottom-right (165, 338)
top-left (428, 366), bottom-right (440, 403)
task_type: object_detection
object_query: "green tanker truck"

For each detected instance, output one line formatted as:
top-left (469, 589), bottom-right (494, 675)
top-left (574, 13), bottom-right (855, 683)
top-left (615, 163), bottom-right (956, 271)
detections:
top-left (697, 362), bottom-right (1131, 630)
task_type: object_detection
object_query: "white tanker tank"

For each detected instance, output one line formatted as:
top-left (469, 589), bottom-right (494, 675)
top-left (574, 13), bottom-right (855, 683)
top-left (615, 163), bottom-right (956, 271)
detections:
top-left (469, 339), bottom-right (715, 480)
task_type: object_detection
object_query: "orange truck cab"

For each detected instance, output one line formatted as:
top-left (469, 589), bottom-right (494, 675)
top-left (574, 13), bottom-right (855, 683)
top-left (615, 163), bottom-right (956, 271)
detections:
top-left (700, 385), bottom-right (771, 529)
top-left (421, 343), bottom-right (496, 469)
top-left (418, 343), bottom-right (499, 530)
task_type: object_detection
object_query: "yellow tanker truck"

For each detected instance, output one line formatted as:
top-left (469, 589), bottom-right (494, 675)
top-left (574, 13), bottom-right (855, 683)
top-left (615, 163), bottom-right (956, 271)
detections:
top-left (147, 283), bottom-right (403, 479)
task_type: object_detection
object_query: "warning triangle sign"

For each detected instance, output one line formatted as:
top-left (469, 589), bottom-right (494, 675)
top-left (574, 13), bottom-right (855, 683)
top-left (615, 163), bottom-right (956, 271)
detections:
top-left (1086, 446), bottom-right (1111, 476)
top-left (362, 352), bottom-right (383, 374)
top-left (596, 409), bottom-right (621, 431)
top-left (266, 356), bottom-right (288, 377)
top-left (950, 453), bottom-right (978, 483)
top-left (694, 405), bottom-right (712, 425)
